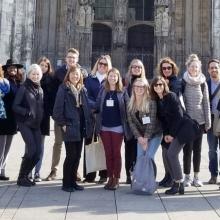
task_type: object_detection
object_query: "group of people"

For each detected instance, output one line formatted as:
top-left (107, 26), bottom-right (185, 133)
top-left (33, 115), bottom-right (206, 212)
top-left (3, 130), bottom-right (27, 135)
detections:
top-left (0, 47), bottom-right (220, 195)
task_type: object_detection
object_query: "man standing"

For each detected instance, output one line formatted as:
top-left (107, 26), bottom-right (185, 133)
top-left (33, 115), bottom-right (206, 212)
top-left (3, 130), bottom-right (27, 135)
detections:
top-left (45, 48), bottom-right (87, 181)
top-left (207, 59), bottom-right (220, 186)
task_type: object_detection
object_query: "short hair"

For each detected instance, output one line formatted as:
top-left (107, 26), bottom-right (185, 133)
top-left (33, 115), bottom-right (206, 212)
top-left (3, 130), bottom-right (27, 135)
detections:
top-left (67, 48), bottom-right (79, 56)
top-left (208, 59), bottom-right (220, 67)
top-left (27, 64), bottom-right (42, 79)
top-left (105, 68), bottom-right (123, 92)
top-left (157, 57), bottom-right (179, 76)
top-left (150, 76), bottom-right (170, 100)
top-left (91, 55), bottom-right (112, 75)
top-left (37, 56), bottom-right (53, 75)
top-left (63, 65), bottom-right (84, 90)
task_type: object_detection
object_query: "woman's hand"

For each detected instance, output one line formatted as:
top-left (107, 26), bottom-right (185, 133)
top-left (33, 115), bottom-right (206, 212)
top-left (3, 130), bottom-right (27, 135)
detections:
top-left (164, 135), bottom-right (173, 143)
top-left (62, 125), bottom-right (66, 132)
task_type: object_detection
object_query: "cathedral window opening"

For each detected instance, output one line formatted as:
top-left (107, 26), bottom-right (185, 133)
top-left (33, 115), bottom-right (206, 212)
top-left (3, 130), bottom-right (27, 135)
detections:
top-left (94, 0), bottom-right (114, 20)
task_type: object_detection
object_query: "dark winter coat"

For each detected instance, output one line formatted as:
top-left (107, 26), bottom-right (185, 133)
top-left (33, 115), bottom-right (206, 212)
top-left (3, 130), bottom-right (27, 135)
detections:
top-left (13, 79), bottom-right (44, 129)
top-left (52, 83), bottom-right (94, 142)
top-left (0, 79), bottom-right (20, 135)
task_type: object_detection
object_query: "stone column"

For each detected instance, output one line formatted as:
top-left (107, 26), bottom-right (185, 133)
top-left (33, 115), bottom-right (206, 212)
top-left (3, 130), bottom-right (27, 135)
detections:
top-left (112, 0), bottom-right (128, 75)
top-left (154, 0), bottom-right (171, 65)
top-left (212, 0), bottom-right (220, 58)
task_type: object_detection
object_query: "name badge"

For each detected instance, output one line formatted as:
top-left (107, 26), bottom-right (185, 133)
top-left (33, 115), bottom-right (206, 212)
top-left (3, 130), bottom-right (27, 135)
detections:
top-left (106, 99), bottom-right (114, 107)
top-left (142, 116), bottom-right (150, 125)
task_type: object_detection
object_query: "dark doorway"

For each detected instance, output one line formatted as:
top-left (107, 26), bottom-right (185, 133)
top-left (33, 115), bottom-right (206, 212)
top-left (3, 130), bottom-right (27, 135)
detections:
top-left (127, 25), bottom-right (154, 78)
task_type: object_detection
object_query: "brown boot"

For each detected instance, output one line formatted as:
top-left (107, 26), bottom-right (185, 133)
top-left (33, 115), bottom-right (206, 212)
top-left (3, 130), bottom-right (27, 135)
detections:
top-left (45, 170), bottom-right (57, 181)
top-left (109, 178), bottom-right (119, 190)
top-left (104, 177), bottom-right (113, 190)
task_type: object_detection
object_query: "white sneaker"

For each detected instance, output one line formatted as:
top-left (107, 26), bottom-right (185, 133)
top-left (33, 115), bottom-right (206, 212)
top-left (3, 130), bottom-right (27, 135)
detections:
top-left (193, 177), bottom-right (203, 187)
top-left (184, 176), bottom-right (192, 187)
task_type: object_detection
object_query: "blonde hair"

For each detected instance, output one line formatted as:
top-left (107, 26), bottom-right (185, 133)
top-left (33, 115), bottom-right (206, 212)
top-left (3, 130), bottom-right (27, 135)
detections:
top-left (91, 55), bottom-right (112, 75)
top-left (185, 54), bottom-right (202, 68)
top-left (27, 64), bottom-right (42, 79)
top-left (67, 48), bottom-right (79, 57)
top-left (105, 68), bottom-right (123, 92)
top-left (128, 78), bottom-right (150, 113)
top-left (126, 59), bottom-right (146, 83)
top-left (0, 65), bottom-right (3, 79)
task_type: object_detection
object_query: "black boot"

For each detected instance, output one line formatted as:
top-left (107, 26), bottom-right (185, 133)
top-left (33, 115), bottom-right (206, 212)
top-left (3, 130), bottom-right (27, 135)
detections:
top-left (165, 182), bottom-right (184, 195)
top-left (159, 173), bottom-right (172, 187)
top-left (17, 158), bottom-right (33, 187)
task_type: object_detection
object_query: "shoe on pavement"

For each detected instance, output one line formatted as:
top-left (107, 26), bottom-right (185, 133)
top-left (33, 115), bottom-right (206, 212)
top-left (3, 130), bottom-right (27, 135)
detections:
top-left (34, 173), bottom-right (42, 182)
top-left (184, 175), bottom-right (192, 187)
top-left (208, 176), bottom-right (217, 184)
top-left (62, 186), bottom-right (75, 192)
top-left (193, 177), bottom-right (203, 187)
top-left (45, 170), bottom-right (57, 181)
top-left (0, 175), bottom-right (9, 181)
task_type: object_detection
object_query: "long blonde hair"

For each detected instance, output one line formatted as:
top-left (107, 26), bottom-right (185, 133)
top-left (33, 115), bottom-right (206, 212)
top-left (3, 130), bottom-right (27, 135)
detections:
top-left (128, 78), bottom-right (150, 113)
top-left (91, 55), bottom-right (112, 75)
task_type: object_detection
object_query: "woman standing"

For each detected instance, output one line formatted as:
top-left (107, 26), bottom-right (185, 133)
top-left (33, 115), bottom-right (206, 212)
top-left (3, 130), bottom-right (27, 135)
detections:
top-left (83, 55), bottom-right (112, 183)
top-left (157, 57), bottom-right (182, 187)
top-left (127, 78), bottom-right (162, 162)
top-left (150, 76), bottom-right (200, 195)
top-left (53, 66), bottom-right (93, 192)
top-left (124, 59), bottom-right (146, 184)
top-left (182, 54), bottom-right (211, 187)
top-left (13, 64), bottom-right (44, 187)
top-left (0, 59), bottom-right (23, 180)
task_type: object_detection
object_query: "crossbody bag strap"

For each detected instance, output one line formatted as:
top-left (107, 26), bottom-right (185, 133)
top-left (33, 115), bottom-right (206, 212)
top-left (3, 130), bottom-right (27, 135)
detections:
top-left (210, 83), bottom-right (220, 101)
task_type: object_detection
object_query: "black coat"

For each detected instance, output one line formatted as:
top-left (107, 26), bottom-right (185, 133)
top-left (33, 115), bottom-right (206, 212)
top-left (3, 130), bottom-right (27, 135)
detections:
top-left (157, 92), bottom-right (199, 144)
top-left (13, 79), bottom-right (44, 129)
top-left (52, 83), bottom-right (94, 142)
top-left (0, 79), bottom-right (20, 135)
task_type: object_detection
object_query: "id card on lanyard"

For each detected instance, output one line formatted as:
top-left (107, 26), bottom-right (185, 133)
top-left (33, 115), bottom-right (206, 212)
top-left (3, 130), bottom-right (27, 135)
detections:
top-left (142, 115), bottom-right (150, 124)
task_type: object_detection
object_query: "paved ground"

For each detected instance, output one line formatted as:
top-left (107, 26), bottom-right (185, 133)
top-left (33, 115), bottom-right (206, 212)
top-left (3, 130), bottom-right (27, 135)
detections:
top-left (0, 126), bottom-right (220, 220)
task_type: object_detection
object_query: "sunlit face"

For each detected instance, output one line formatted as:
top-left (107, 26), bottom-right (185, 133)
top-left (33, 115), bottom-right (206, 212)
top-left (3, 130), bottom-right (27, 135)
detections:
top-left (133, 81), bottom-right (146, 97)
top-left (108, 71), bottom-right (118, 87)
top-left (97, 58), bottom-right (108, 74)
top-left (39, 61), bottom-right (49, 74)
top-left (7, 66), bottom-right (17, 76)
top-left (28, 70), bottom-right (42, 83)
top-left (65, 52), bottom-right (79, 68)
top-left (131, 61), bottom-right (143, 76)
top-left (161, 62), bottom-right (173, 78)
top-left (69, 69), bottom-right (81, 86)
top-left (208, 62), bottom-right (220, 81)
top-left (153, 80), bottom-right (164, 96)
top-left (188, 61), bottom-right (201, 77)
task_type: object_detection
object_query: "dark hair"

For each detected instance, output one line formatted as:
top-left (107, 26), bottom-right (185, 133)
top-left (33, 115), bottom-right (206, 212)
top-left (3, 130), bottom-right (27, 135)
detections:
top-left (37, 56), bottom-right (53, 75)
top-left (150, 76), bottom-right (170, 100)
top-left (208, 59), bottom-right (220, 67)
top-left (157, 57), bottom-right (179, 76)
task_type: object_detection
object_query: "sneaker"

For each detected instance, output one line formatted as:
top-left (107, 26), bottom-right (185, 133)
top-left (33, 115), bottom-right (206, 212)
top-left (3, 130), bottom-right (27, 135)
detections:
top-left (193, 177), bottom-right (203, 187)
top-left (34, 174), bottom-right (42, 182)
top-left (45, 170), bottom-right (57, 181)
top-left (184, 175), bottom-right (192, 187)
top-left (208, 176), bottom-right (217, 184)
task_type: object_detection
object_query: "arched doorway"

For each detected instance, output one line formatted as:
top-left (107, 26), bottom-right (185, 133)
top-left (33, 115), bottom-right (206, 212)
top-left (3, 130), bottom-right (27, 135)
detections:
top-left (92, 23), bottom-right (112, 67)
top-left (127, 25), bottom-right (154, 78)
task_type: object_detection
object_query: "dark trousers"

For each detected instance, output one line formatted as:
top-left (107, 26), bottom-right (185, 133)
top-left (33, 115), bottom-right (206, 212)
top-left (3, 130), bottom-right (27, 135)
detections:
top-left (124, 137), bottom-right (137, 177)
top-left (183, 130), bottom-right (203, 174)
top-left (18, 122), bottom-right (42, 161)
top-left (63, 141), bottom-right (83, 188)
top-left (100, 131), bottom-right (123, 178)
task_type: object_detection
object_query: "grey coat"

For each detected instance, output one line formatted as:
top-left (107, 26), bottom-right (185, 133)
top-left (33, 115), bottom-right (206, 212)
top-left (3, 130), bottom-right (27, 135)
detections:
top-left (53, 83), bottom-right (94, 142)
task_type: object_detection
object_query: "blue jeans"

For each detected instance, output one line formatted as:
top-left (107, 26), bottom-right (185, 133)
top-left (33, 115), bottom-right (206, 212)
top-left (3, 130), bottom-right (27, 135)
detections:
top-left (137, 134), bottom-right (162, 160)
top-left (207, 129), bottom-right (220, 177)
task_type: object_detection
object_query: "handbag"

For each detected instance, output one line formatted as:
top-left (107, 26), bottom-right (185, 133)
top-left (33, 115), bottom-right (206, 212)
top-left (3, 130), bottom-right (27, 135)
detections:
top-left (213, 113), bottom-right (220, 137)
top-left (85, 135), bottom-right (106, 174)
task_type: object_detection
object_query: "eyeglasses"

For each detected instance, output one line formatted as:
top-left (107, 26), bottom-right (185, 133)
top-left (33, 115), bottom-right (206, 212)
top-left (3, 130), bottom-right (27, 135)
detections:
top-left (132, 65), bottom-right (142, 69)
top-left (162, 66), bottom-right (172, 71)
top-left (133, 85), bottom-right (145, 89)
top-left (99, 62), bottom-right (108, 67)
top-left (154, 83), bottom-right (163, 87)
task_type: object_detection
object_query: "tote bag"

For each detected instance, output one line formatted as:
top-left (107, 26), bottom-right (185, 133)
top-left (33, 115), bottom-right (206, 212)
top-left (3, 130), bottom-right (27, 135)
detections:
top-left (85, 136), bottom-right (106, 174)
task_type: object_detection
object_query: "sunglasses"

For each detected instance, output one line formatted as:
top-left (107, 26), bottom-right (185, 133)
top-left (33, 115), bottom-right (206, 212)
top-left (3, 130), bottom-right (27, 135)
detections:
top-left (162, 66), bottom-right (172, 71)
top-left (132, 65), bottom-right (142, 69)
top-left (99, 62), bottom-right (108, 67)
top-left (154, 83), bottom-right (163, 87)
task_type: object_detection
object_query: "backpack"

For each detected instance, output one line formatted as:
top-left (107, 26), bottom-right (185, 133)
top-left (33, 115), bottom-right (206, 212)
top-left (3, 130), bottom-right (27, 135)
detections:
top-left (131, 153), bottom-right (157, 195)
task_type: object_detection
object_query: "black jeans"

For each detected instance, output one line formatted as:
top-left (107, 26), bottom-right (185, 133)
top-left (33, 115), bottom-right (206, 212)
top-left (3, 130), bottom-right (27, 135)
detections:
top-left (124, 137), bottom-right (137, 177)
top-left (63, 141), bottom-right (83, 188)
top-left (183, 126), bottom-right (204, 174)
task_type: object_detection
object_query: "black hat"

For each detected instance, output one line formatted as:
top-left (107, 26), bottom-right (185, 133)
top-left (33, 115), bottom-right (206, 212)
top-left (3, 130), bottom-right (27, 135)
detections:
top-left (2, 58), bottom-right (23, 71)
